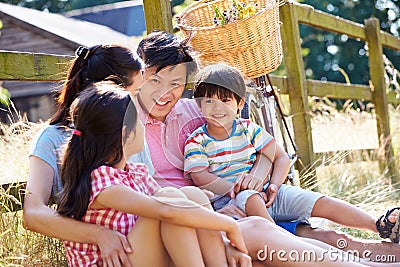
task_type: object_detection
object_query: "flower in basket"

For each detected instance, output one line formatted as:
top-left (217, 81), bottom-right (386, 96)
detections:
top-left (213, 0), bottom-right (259, 26)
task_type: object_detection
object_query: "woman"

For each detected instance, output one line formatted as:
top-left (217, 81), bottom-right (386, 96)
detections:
top-left (24, 44), bottom-right (148, 266)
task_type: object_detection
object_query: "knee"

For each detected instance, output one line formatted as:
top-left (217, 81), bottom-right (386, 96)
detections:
top-left (154, 187), bottom-right (187, 199)
top-left (241, 217), bottom-right (276, 232)
top-left (180, 186), bottom-right (211, 207)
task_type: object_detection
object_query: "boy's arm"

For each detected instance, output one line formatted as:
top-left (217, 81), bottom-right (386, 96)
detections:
top-left (191, 170), bottom-right (235, 197)
top-left (261, 141), bottom-right (290, 189)
top-left (261, 141), bottom-right (290, 207)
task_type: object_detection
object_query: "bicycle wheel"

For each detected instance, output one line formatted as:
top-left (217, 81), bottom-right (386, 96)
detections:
top-left (265, 93), bottom-right (300, 186)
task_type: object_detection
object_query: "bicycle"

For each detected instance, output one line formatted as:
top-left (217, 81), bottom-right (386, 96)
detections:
top-left (241, 74), bottom-right (299, 186)
top-left (176, 0), bottom-right (299, 185)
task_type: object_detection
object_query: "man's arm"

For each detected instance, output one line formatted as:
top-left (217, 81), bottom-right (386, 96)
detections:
top-left (191, 169), bottom-right (235, 197)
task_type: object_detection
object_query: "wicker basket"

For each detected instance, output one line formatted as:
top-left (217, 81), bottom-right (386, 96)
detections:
top-left (177, 0), bottom-right (282, 78)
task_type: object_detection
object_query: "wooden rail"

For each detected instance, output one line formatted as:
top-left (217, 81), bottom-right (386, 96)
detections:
top-left (1, 1), bottom-right (400, 209)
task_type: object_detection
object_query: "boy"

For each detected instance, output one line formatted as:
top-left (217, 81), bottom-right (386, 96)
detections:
top-left (184, 63), bottom-right (293, 222)
top-left (184, 64), bottom-right (400, 244)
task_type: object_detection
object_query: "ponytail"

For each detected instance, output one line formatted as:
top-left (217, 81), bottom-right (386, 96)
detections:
top-left (57, 82), bottom-right (137, 219)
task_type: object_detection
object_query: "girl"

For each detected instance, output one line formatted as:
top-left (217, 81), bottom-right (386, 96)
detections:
top-left (24, 44), bottom-right (152, 266)
top-left (57, 81), bottom-right (248, 267)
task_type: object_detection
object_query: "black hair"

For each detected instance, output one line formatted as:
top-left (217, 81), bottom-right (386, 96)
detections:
top-left (193, 64), bottom-right (246, 106)
top-left (57, 81), bottom-right (137, 220)
top-left (137, 30), bottom-right (197, 78)
top-left (50, 44), bottom-right (142, 126)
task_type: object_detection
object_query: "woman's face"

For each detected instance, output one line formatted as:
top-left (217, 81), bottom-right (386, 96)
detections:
top-left (123, 118), bottom-right (145, 157)
top-left (125, 71), bottom-right (144, 96)
top-left (137, 64), bottom-right (187, 122)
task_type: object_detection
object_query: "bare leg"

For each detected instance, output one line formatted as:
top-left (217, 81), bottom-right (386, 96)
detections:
top-left (127, 218), bottom-right (170, 267)
top-left (311, 196), bottom-right (376, 232)
top-left (128, 187), bottom-right (206, 267)
top-left (180, 186), bottom-right (228, 267)
top-left (237, 216), bottom-right (368, 266)
top-left (245, 194), bottom-right (274, 222)
top-left (297, 225), bottom-right (400, 262)
top-left (161, 222), bottom-right (206, 267)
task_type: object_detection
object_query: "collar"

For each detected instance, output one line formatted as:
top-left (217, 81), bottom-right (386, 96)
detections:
top-left (135, 98), bottom-right (184, 126)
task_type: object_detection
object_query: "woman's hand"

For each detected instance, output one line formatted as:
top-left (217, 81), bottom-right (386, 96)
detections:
top-left (97, 228), bottom-right (133, 267)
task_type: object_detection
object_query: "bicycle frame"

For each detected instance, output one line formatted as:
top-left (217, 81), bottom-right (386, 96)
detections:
top-left (244, 74), bottom-right (299, 186)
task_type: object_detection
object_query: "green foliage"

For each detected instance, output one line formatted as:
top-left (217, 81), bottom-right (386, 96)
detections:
top-left (300, 0), bottom-right (400, 85)
top-left (0, 86), bottom-right (10, 107)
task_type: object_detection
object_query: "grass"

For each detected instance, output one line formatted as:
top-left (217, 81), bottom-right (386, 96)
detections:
top-left (0, 104), bottom-right (399, 265)
top-left (0, 108), bottom-right (66, 266)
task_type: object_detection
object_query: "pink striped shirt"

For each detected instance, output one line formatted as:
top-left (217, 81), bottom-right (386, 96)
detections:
top-left (139, 98), bottom-right (206, 188)
top-left (63, 163), bottom-right (160, 266)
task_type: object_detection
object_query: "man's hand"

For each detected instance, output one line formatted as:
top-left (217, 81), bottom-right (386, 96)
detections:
top-left (264, 184), bottom-right (278, 208)
top-left (217, 204), bottom-right (246, 219)
top-left (234, 173), bottom-right (264, 193)
top-left (97, 228), bottom-right (133, 267)
top-left (225, 241), bottom-right (252, 267)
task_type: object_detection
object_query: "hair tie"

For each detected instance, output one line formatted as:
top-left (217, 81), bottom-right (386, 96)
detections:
top-left (72, 129), bottom-right (82, 136)
top-left (75, 46), bottom-right (90, 60)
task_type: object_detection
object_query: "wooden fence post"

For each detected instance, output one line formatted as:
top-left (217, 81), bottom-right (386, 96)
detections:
top-left (143, 0), bottom-right (173, 34)
top-left (280, 4), bottom-right (316, 187)
top-left (365, 18), bottom-right (398, 184)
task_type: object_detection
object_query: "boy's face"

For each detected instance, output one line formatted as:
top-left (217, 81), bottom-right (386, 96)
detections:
top-left (138, 64), bottom-right (186, 122)
top-left (199, 94), bottom-right (244, 131)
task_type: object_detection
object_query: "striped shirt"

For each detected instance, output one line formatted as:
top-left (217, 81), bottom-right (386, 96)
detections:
top-left (63, 163), bottom-right (160, 266)
top-left (184, 119), bottom-right (274, 182)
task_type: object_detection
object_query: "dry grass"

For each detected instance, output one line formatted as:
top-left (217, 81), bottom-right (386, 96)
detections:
top-left (0, 110), bottom-right (66, 266)
top-left (0, 103), bottom-right (399, 265)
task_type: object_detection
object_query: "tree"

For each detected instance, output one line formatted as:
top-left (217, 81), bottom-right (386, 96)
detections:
top-left (300, 0), bottom-right (400, 87)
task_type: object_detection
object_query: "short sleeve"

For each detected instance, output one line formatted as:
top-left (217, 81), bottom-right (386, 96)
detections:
top-left (29, 125), bottom-right (71, 201)
top-left (130, 163), bottom-right (161, 195)
top-left (184, 129), bottom-right (209, 175)
top-left (245, 120), bottom-right (275, 153)
top-left (90, 166), bottom-right (123, 206)
top-left (29, 125), bottom-right (67, 174)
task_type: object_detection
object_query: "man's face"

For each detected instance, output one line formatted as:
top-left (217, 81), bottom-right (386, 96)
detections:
top-left (138, 64), bottom-right (187, 122)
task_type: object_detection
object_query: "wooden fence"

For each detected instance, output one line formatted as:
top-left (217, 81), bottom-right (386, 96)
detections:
top-left (1, 1), bottom-right (400, 210)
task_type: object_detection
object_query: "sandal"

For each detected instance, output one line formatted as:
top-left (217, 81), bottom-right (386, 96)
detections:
top-left (376, 207), bottom-right (400, 243)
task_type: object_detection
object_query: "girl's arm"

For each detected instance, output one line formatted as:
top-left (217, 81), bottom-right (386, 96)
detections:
top-left (23, 156), bottom-right (133, 267)
top-left (91, 185), bottom-right (248, 254)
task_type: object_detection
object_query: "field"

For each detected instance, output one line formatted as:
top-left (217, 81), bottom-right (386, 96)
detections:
top-left (0, 103), bottom-right (399, 266)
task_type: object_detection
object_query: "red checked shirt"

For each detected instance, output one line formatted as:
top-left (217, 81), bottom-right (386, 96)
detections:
top-left (63, 163), bottom-right (160, 267)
